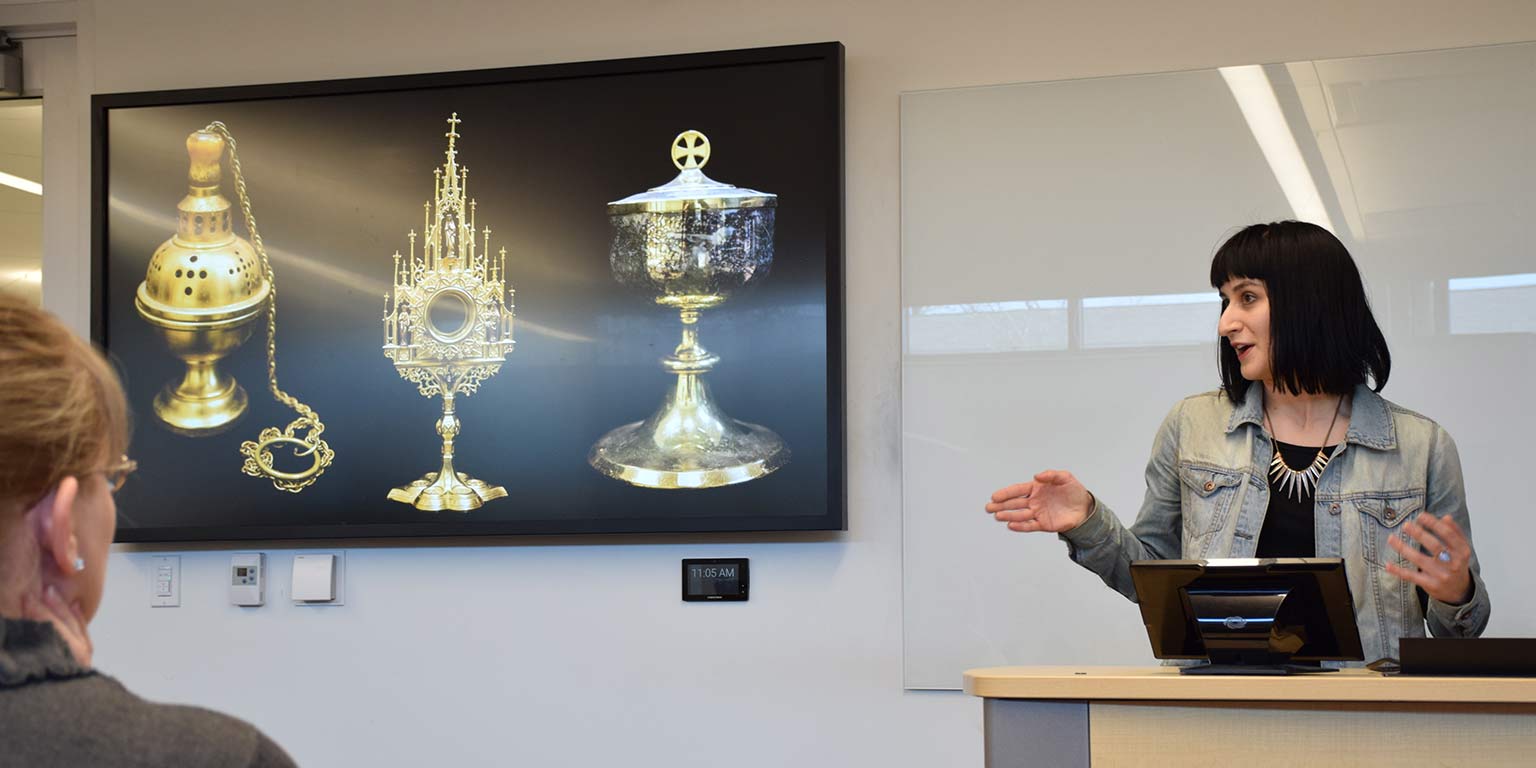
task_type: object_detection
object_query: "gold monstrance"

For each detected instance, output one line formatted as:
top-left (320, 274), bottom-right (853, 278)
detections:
top-left (590, 130), bottom-right (789, 489)
top-left (383, 114), bottom-right (514, 512)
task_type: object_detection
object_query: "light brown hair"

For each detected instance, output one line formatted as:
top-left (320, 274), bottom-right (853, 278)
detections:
top-left (0, 294), bottom-right (130, 520)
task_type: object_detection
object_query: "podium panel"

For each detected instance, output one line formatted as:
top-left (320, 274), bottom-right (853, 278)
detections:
top-left (968, 667), bottom-right (1536, 768)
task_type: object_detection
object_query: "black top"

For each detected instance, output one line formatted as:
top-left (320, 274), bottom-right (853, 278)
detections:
top-left (1256, 440), bottom-right (1336, 558)
top-left (0, 617), bottom-right (296, 768)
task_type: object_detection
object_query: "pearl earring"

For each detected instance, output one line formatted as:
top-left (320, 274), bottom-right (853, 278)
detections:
top-left (73, 557), bottom-right (86, 572)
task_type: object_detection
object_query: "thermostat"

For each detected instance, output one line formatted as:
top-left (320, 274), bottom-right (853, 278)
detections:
top-left (682, 558), bottom-right (749, 602)
top-left (230, 553), bottom-right (264, 607)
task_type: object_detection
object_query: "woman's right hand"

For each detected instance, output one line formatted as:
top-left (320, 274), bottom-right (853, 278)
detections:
top-left (985, 469), bottom-right (1094, 533)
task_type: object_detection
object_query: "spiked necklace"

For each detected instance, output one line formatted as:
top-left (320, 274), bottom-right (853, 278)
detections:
top-left (1265, 395), bottom-right (1344, 501)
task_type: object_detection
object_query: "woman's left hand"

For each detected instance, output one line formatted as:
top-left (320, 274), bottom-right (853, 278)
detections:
top-left (1385, 514), bottom-right (1474, 605)
top-left (19, 585), bottom-right (94, 668)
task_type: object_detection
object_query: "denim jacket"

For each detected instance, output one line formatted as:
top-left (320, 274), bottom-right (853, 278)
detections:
top-left (1061, 382), bottom-right (1491, 664)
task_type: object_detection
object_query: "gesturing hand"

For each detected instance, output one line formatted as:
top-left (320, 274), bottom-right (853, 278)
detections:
top-left (1386, 514), bottom-right (1474, 605)
top-left (20, 584), bottom-right (94, 668)
top-left (985, 469), bottom-right (1094, 534)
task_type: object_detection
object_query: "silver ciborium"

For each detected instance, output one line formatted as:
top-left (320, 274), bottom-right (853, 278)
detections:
top-left (589, 130), bottom-right (789, 489)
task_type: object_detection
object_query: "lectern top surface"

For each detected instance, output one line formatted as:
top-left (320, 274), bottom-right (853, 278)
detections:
top-left (963, 666), bottom-right (1536, 705)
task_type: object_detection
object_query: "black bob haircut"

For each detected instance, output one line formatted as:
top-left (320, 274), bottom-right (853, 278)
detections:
top-left (1209, 221), bottom-right (1390, 405)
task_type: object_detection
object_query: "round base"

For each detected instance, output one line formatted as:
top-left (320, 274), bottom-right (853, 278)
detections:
top-left (589, 420), bottom-right (790, 489)
top-left (153, 380), bottom-right (248, 437)
top-left (387, 471), bottom-right (507, 512)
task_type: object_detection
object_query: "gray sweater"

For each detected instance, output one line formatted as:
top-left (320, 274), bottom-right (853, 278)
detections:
top-left (0, 617), bottom-right (295, 767)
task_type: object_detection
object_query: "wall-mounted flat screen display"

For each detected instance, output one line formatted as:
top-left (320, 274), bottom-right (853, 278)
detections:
top-left (94, 43), bottom-right (845, 541)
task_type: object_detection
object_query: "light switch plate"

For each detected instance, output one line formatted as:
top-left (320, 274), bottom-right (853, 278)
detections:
top-left (150, 555), bottom-right (179, 607)
top-left (291, 552), bottom-right (345, 605)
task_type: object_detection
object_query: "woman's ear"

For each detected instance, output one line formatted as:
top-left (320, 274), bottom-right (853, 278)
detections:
top-left (30, 476), bottom-right (82, 578)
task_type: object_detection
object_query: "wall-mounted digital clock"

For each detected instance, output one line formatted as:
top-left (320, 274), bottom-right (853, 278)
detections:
top-left (682, 558), bottom-right (749, 602)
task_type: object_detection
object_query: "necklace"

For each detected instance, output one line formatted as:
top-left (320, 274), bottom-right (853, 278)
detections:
top-left (1265, 395), bottom-right (1344, 501)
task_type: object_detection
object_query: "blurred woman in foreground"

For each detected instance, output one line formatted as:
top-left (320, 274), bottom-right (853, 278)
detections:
top-left (0, 294), bottom-right (297, 766)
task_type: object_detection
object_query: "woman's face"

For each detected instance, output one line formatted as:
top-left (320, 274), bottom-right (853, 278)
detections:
top-left (71, 466), bottom-right (118, 623)
top-left (1218, 276), bottom-right (1272, 384)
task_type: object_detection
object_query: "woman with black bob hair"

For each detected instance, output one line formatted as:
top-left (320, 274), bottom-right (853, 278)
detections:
top-left (985, 220), bottom-right (1490, 665)
top-left (1210, 221), bottom-right (1390, 406)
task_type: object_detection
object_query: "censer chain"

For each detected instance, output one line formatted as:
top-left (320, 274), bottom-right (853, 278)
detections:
top-left (207, 122), bottom-right (335, 492)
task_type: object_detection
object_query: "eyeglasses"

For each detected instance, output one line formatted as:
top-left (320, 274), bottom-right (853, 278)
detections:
top-left (101, 455), bottom-right (138, 494)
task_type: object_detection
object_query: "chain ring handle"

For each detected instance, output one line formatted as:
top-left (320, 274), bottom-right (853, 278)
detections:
top-left (206, 121), bottom-right (334, 490)
top-left (239, 421), bottom-right (335, 493)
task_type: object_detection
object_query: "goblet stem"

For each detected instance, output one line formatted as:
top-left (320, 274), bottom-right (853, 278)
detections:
top-left (587, 304), bottom-right (789, 488)
top-left (177, 358), bottom-right (235, 400)
top-left (386, 383), bottom-right (506, 511)
top-left (436, 390), bottom-right (460, 482)
top-left (665, 307), bottom-right (720, 374)
top-left (152, 352), bottom-right (248, 436)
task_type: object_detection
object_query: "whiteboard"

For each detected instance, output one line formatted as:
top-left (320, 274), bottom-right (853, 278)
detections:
top-left (901, 42), bottom-right (1536, 689)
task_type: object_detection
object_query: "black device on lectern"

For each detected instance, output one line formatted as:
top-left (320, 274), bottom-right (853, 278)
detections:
top-left (1130, 558), bottom-right (1364, 675)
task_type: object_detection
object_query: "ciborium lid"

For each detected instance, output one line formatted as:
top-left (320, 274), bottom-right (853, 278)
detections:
top-left (607, 131), bottom-right (777, 215)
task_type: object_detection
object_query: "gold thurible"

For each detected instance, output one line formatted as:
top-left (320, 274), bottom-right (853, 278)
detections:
top-left (137, 125), bottom-right (335, 492)
top-left (590, 130), bottom-right (789, 489)
top-left (136, 131), bottom-right (268, 435)
top-left (383, 113), bottom-right (515, 512)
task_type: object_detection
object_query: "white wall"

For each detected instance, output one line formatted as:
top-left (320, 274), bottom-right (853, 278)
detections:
top-left (17, 0), bottom-right (1536, 765)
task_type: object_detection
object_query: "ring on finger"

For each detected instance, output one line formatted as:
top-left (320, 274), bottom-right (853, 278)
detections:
top-left (1437, 550), bottom-right (1452, 563)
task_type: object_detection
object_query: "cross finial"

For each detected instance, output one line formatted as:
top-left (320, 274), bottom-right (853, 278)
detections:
top-left (444, 113), bottom-right (462, 167)
top-left (671, 130), bottom-right (711, 171)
